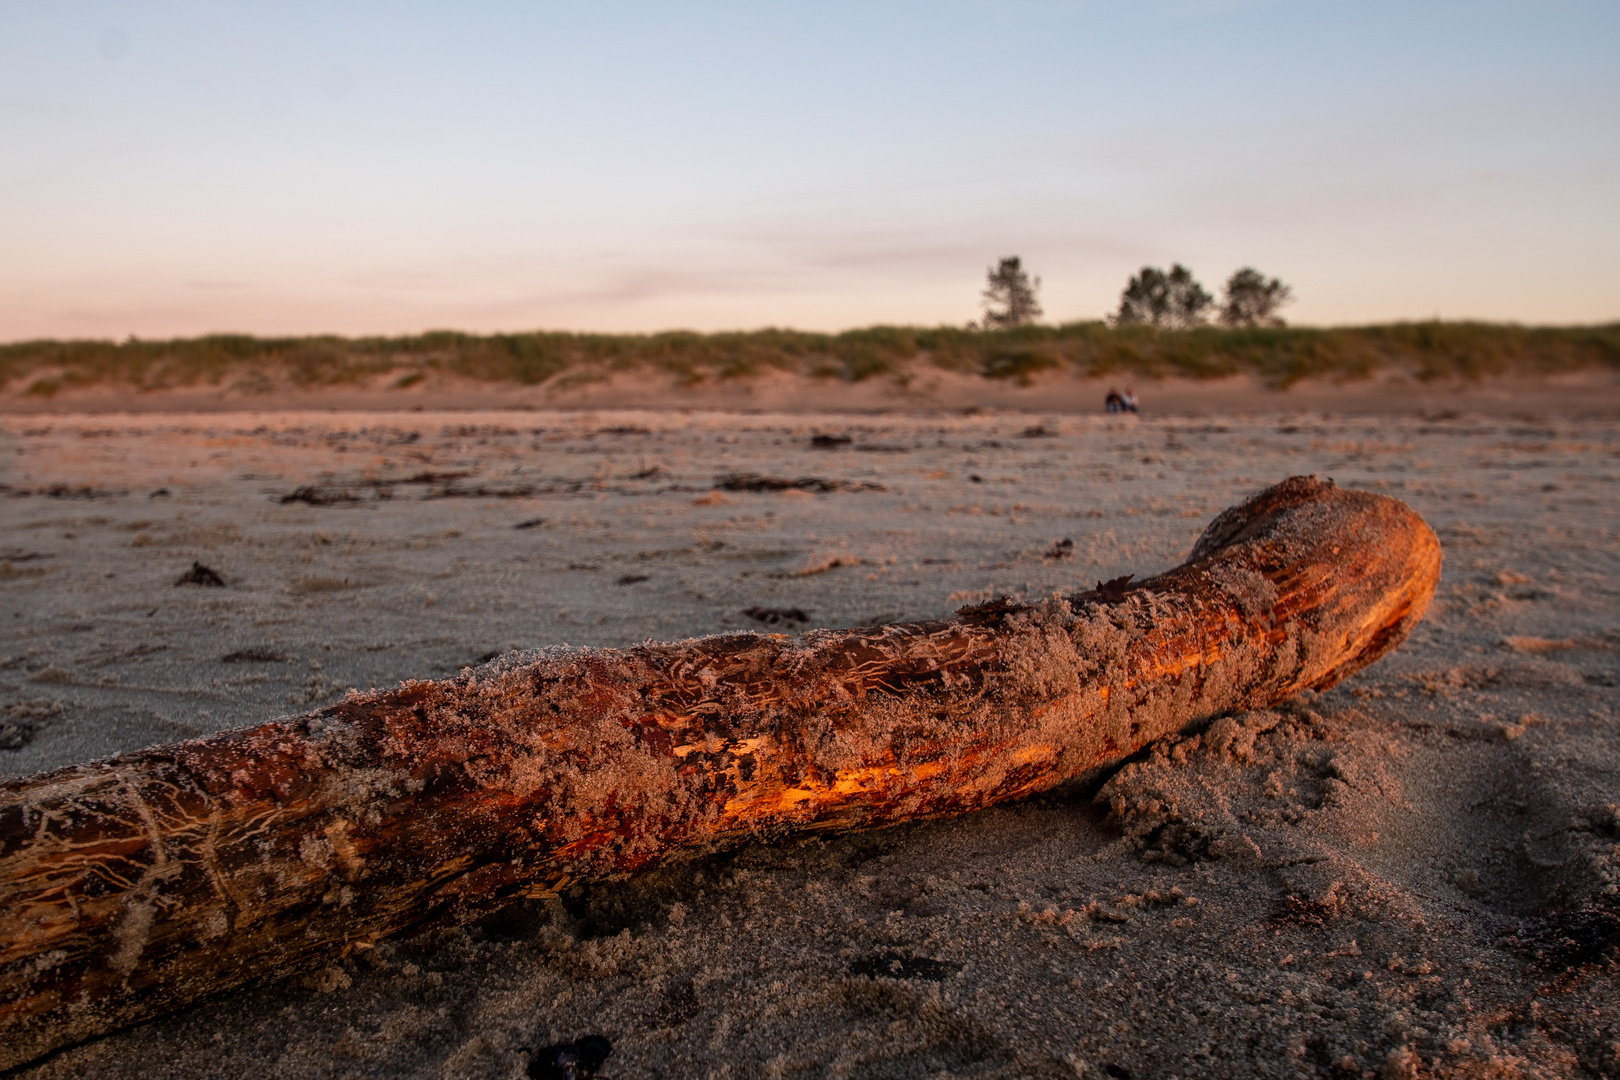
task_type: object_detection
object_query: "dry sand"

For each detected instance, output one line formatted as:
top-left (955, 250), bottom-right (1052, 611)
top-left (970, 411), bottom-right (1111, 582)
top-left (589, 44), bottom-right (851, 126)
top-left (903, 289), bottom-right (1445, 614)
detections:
top-left (2, 399), bottom-right (1618, 1078)
top-left (5, 367), bottom-right (1620, 420)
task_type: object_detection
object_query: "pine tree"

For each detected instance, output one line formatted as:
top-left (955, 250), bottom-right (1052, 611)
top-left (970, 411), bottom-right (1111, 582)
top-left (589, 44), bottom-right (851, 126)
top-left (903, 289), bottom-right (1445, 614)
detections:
top-left (1219, 268), bottom-right (1294, 327)
top-left (1112, 264), bottom-right (1213, 330)
top-left (980, 256), bottom-right (1043, 329)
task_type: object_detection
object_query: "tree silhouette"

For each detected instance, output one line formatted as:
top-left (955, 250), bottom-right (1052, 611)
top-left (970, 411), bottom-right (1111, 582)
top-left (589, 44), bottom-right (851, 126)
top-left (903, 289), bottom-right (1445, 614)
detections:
top-left (980, 256), bottom-right (1043, 329)
top-left (1219, 268), bottom-right (1294, 327)
top-left (1112, 264), bottom-right (1212, 330)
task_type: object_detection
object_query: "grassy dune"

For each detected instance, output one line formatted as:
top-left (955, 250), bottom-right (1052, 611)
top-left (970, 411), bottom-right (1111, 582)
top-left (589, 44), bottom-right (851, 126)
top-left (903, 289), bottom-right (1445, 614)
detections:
top-left (5, 321), bottom-right (1618, 398)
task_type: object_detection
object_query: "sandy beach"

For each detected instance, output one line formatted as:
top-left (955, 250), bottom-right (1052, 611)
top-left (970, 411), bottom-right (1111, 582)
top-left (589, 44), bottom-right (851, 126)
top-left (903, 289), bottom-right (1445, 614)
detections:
top-left (4, 368), bottom-right (1620, 421)
top-left (3, 395), bottom-right (1619, 1078)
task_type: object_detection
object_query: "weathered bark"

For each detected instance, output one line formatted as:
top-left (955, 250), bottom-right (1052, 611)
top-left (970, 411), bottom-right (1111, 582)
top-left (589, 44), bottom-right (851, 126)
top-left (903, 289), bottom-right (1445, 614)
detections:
top-left (0, 476), bottom-right (1440, 1067)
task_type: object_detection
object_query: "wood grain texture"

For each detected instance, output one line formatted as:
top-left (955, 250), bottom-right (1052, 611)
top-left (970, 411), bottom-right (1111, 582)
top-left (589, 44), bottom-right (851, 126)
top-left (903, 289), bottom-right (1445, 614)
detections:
top-left (0, 475), bottom-right (1440, 1068)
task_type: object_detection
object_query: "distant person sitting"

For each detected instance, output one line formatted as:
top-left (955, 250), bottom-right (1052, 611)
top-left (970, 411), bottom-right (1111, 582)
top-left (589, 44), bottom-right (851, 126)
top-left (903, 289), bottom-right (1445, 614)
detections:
top-left (1122, 387), bottom-right (1139, 413)
top-left (1105, 389), bottom-right (1124, 414)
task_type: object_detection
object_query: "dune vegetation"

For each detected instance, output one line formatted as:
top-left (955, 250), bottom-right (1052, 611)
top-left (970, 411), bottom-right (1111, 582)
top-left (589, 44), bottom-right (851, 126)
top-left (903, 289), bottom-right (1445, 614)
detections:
top-left (3, 320), bottom-right (1617, 397)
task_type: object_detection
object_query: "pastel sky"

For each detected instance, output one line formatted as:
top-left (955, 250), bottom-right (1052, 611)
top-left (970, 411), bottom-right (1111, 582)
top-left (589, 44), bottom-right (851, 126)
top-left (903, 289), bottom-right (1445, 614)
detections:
top-left (2, 1), bottom-right (1616, 340)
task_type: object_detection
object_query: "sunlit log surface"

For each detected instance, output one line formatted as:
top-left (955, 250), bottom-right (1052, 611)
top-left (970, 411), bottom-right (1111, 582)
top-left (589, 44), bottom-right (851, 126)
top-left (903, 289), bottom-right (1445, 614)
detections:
top-left (0, 475), bottom-right (1440, 1068)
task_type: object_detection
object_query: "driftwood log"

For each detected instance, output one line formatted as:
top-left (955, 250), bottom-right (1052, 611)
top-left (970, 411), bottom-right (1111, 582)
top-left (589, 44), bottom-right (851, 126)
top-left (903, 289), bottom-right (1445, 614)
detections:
top-left (0, 476), bottom-right (1440, 1067)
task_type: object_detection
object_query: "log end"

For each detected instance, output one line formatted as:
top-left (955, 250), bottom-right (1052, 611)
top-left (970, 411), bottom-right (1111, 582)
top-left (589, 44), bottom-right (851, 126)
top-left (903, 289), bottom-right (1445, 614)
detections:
top-left (1191, 474), bottom-right (1442, 692)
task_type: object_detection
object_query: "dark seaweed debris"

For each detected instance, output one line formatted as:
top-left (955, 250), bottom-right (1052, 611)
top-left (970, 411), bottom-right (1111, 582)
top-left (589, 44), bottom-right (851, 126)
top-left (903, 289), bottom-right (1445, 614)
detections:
top-left (175, 562), bottom-right (225, 587)
top-left (278, 486), bottom-right (358, 506)
top-left (810, 433), bottom-right (851, 448)
top-left (848, 951), bottom-right (961, 982)
top-left (219, 649), bottom-right (290, 663)
top-left (0, 700), bottom-right (63, 751)
top-left (715, 472), bottom-right (885, 493)
top-left (44, 484), bottom-right (122, 499)
top-left (0, 720), bottom-right (36, 751)
top-left (424, 484), bottom-right (540, 499)
top-left (743, 606), bottom-right (809, 626)
top-left (1, 484), bottom-right (124, 500)
top-left (526, 1034), bottom-right (612, 1080)
top-left (399, 471), bottom-right (472, 484)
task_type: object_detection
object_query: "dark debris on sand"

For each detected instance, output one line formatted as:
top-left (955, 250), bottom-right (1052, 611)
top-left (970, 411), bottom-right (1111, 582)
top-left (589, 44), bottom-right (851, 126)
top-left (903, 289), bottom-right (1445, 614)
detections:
top-left (715, 472), bottom-right (885, 493)
top-left (175, 562), bottom-right (225, 587)
top-left (526, 1034), bottom-right (612, 1080)
top-left (848, 951), bottom-right (961, 982)
top-left (742, 605), bottom-right (810, 626)
top-left (219, 649), bottom-right (290, 663)
top-left (278, 486), bottom-right (360, 506)
top-left (1, 700), bottom-right (64, 752)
